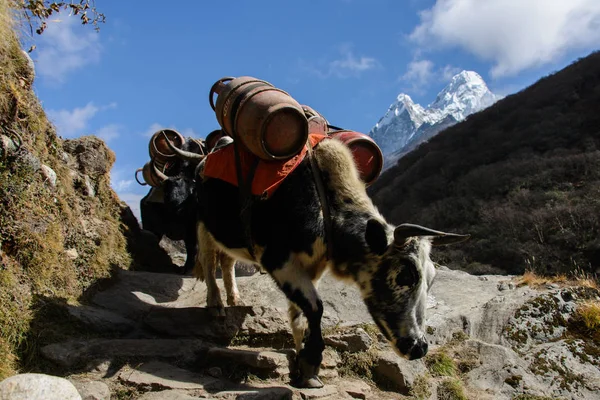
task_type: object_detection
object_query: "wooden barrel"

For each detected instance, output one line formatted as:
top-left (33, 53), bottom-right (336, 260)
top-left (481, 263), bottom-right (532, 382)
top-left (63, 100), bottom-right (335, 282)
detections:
top-left (149, 129), bottom-right (185, 165)
top-left (302, 105), bottom-right (329, 135)
top-left (329, 130), bottom-right (384, 186)
top-left (205, 129), bottom-right (226, 152)
top-left (140, 161), bottom-right (167, 187)
top-left (210, 76), bottom-right (308, 160)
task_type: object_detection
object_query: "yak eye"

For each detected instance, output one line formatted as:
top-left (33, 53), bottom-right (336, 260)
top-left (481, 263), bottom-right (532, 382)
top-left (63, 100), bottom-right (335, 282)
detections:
top-left (395, 262), bottom-right (420, 287)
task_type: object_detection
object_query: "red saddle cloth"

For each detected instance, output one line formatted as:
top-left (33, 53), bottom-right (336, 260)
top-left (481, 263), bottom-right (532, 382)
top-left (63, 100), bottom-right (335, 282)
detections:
top-left (203, 133), bottom-right (328, 199)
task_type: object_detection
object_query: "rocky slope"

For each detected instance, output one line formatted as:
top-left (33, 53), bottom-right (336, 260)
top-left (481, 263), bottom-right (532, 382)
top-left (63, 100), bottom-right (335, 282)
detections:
top-left (0, 0), bottom-right (175, 378)
top-left (369, 71), bottom-right (500, 170)
top-left (1, 265), bottom-right (598, 399)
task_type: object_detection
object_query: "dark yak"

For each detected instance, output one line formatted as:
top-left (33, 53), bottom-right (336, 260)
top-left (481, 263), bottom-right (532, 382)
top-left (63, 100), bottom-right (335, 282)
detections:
top-left (139, 136), bottom-right (207, 274)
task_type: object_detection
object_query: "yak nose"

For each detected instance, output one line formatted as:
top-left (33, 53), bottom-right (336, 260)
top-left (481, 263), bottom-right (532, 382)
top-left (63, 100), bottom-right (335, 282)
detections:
top-left (397, 337), bottom-right (429, 360)
top-left (409, 338), bottom-right (428, 360)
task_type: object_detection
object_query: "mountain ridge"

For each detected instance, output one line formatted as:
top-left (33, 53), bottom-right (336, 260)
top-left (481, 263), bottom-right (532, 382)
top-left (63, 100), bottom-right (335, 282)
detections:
top-left (369, 70), bottom-right (501, 169)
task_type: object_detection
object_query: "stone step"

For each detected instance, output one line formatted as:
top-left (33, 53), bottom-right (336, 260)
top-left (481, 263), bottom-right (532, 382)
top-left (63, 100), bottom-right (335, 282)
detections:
top-left (40, 338), bottom-right (208, 369)
top-left (143, 305), bottom-right (292, 344)
top-left (118, 361), bottom-right (226, 392)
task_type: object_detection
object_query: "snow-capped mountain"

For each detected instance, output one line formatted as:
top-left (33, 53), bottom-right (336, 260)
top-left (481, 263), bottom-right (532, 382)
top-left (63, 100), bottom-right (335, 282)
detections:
top-left (369, 71), bottom-right (501, 169)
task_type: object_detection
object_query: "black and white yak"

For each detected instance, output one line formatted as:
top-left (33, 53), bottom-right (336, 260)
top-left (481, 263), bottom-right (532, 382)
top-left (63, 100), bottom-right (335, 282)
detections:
top-left (193, 137), bottom-right (469, 388)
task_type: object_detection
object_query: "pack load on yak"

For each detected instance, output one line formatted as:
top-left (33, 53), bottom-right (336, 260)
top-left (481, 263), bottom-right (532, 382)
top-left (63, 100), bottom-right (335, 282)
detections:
top-left (205, 75), bottom-right (384, 191)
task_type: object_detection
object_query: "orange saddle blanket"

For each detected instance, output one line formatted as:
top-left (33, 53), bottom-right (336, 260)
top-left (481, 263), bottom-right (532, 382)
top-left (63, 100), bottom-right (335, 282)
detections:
top-left (203, 133), bottom-right (328, 199)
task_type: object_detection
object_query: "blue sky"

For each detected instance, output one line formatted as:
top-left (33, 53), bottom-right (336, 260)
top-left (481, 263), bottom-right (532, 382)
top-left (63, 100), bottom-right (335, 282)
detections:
top-left (23, 0), bottom-right (600, 219)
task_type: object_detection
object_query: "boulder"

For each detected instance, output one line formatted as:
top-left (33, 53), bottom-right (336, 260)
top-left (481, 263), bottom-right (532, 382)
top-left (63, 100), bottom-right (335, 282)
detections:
top-left (68, 379), bottom-right (110, 400)
top-left (0, 373), bottom-right (81, 400)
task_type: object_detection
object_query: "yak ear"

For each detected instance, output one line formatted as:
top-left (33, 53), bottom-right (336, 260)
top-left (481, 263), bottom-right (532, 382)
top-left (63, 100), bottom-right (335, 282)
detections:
top-left (365, 219), bottom-right (389, 255)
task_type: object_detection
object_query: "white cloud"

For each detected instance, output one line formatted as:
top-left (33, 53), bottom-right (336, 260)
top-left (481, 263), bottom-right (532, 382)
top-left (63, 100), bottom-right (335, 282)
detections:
top-left (113, 179), bottom-right (134, 192)
top-left (96, 124), bottom-right (121, 142)
top-left (142, 123), bottom-right (197, 138)
top-left (35, 12), bottom-right (102, 83)
top-left (441, 64), bottom-right (461, 81)
top-left (410, 0), bottom-right (600, 77)
top-left (110, 168), bottom-right (140, 211)
top-left (47, 102), bottom-right (98, 137)
top-left (143, 123), bottom-right (170, 137)
top-left (400, 59), bottom-right (435, 91)
top-left (301, 45), bottom-right (379, 79)
top-left (47, 102), bottom-right (116, 138)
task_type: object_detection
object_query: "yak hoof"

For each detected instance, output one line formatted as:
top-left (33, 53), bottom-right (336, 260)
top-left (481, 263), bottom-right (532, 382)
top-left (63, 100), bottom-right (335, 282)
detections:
top-left (227, 297), bottom-right (244, 307)
top-left (290, 375), bottom-right (324, 389)
top-left (290, 354), bottom-right (323, 389)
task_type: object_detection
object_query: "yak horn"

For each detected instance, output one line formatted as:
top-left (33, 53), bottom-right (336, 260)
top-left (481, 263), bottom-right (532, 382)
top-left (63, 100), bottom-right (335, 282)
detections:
top-left (162, 131), bottom-right (205, 163)
top-left (394, 223), bottom-right (470, 247)
top-left (153, 162), bottom-right (169, 184)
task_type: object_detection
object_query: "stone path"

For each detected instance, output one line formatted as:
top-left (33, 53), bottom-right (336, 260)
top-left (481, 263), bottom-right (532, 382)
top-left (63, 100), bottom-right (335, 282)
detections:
top-left (4, 265), bottom-right (599, 399)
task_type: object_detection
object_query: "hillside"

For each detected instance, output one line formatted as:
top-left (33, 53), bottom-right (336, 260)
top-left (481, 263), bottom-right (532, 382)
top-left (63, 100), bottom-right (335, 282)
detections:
top-left (369, 51), bottom-right (600, 276)
top-left (0, 1), bottom-right (172, 379)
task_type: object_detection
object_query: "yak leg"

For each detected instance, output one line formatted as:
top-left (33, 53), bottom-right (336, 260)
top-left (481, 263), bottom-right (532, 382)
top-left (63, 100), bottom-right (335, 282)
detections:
top-left (220, 252), bottom-right (241, 306)
top-left (197, 223), bottom-right (225, 316)
top-left (288, 302), bottom-right (308, 353)
top-left (182, 224), bottom-right (197, 275)
top-left (272, 263), bottom-right (325, 389)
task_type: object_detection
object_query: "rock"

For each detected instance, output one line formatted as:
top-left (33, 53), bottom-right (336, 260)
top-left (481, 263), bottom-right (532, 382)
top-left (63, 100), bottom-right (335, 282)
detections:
top-left (341, 380), bottom-right (371, 399)
top-left (0, 134), bottom-right (18, 156)
top-left (503, 290), bottom-right (579, 352)
top-left (233, 387), bottom-right (295, 399)
top-left (137, 390), bottom-right (209, 400)
top-left (144, 305), bottom-right (291, 342)
top-left (522, 339), bottom-right (600, 399)
top-left (234, 262), bottom-right (260, 277)
top-left (69, 380), bottom-right (110, 400)
top-left (83, 175), bottom-right (95, 197)
top-left (119, 361), bottom-right (224, 391)
top-left (90, 269), bottom-right (204, 320)
top-left (41, 164), bottom-right (57, 187)
top-left (321, 348), bottom-right (341, 369)
top-left (207, 347), bottom-right (289, 370)
top-left (65, 248), bottom-right (79, 260)
top-left (63, 137), bottom-right (114, 179)
top-left (464, 340), bottom-right (547, 400)
top-left (372, 351), bottom-right (426, 395)
top-left (41, 338), bottom-right (207, 368)
top-left (15, 149), bottom-right (41, 171)
top-left (324, 328), bottom-right (372, 352)
top-left (20, 49), bottom-right (35, 84)
top-left (497, 282), bottom-right (515, 291)
top-left (319, 368), bottom-right (339, 380)
top-left (235, 273), bottom-right (374, 329)
top-left (66, 304), bottom-right (137, 334)
top-left (426, 269), bottom-right (537, 345)
top-left (298, 385), bottom-right (340, 399)
top-left (0, 373), bottom-right (82, 400)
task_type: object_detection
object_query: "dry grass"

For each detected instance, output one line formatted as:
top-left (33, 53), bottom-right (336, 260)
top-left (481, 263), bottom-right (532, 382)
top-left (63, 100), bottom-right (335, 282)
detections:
top-left (516, 270), bottom-right (598, 290)
top-left (436, 378), bottom-right (468, 400)
top-left (425, 350), bottom-right (457, 377)
top-left (572, 300), bottom-right (600, 341)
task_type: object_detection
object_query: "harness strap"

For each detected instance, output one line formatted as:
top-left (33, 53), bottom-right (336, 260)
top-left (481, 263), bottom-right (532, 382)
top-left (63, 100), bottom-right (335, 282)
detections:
top-left (232, 138), bottom-right (259, 261)
top-left (306, 141), bottom-right (334, 261)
